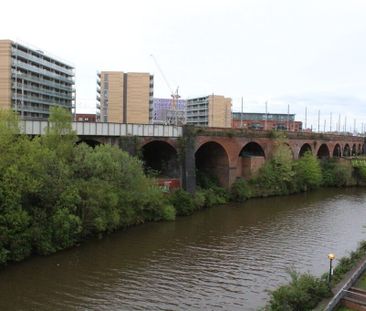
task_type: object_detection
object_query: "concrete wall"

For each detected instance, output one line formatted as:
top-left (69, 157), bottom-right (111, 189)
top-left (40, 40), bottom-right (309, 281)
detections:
top-left (126, 72), bottom-right (150, 124)
top-left (208, 95), bottom-right (232, 128)
top-left (99, 71), bottom-right (150, 124)
top-left (100, 71), bottom-right (124, 123)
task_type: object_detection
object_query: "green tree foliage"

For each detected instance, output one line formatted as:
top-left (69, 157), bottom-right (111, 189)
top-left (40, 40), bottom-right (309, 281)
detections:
top-left (169, 189), bottom-right (196, 216)
top-left (0, 108), bottom-right (174, 266)
top-left (352, 159), bottom-right (366, 182)
top-left (230, 178), bottom-right (252, 202)
top-left (231, 144), bottom-right (357, 200)
top-left (268, 270), bottom-right (331, 311)
top-left (255, 143), bottom-right (295, 196)
top-left (321, 159), bottom-right (352, 187)
top-left (293, 151), bottom-right (322, 191)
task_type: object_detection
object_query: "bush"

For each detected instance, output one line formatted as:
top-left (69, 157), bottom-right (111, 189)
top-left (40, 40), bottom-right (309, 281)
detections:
top-left (169, 189), bottom-right (196, 216)
top-left (201, 186), bottom-right (229, 208)
top-left (196, 170), bottom-right (220, 189)
top-left (321, 159), bottom-right (352, 187)
top-left (293, 151), bottom-right (322, 191)
top-left (160, 204), bottom-right (176, 221)
top-left (254, 143), bottom-right (295, 196)
top-left (193, 190), bottom-right (206, 210)
top-left (268, 270), bottom-right (331, 311)
top-left (329, 240), bottom-right (366, 285)
top-left (230, 178), bottom-right (252, 202)
top-left (0, 109), bottom-right (175, 266)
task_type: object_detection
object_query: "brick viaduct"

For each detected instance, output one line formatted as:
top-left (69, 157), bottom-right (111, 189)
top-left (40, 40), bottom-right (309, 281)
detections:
top-left (79, 127), bottom-right (366, 191)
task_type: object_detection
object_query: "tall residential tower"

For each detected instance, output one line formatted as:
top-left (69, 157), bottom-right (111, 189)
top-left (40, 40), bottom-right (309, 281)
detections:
top-left (0, 40), bottom-right (75, 119)
top-left (96, 71), bottom-right (153, 124)
top-left (186, 95), bottom-right (232, 128)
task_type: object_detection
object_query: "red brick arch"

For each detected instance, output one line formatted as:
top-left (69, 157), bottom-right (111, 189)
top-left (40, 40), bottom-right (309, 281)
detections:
top-left (195, 140), bottom-right (231, 187)
top-left (298, 143), bottom-right (313, 158)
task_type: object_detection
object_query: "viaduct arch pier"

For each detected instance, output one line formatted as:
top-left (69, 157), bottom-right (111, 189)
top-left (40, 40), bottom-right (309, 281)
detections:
top-left (21, 120), bottom-right (366, 192)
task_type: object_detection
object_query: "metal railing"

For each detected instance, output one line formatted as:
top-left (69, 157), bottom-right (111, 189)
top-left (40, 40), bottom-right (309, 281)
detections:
top-left (13, 49), bottom-right (74, 75)
top-left (20, 120), bottom-right (183, 137)
top-left (13, 60), bottom-right (74, 84)
top-left (323, 257), bottom-right (366, 310)
top-left (11, 71), bottom-right (73, 92)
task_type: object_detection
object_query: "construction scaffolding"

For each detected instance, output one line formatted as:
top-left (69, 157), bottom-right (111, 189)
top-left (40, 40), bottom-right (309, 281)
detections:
top-left (153, 97), bottom-right (186, 125)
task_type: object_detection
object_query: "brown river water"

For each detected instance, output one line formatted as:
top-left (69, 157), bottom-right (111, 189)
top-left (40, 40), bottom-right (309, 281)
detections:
top-left (1, 188), bottom-right (366, 310)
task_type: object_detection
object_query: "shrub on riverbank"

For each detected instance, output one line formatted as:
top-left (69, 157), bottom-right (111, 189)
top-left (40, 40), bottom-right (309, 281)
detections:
top-left (352, 159), bottom-right (366, 182)
top-left (266, 241), bottom-right (366, 311)
top-left (0, 109), bottom-right (174, 266)
top-left (293, 151), bottom-right (322, 191)
top-left (321, 159), bottom-right (353, 187)
top-left (254, 144), bottom-right (295, 196)
top-left (230, 178), bottom-right (252, 202)
top-left (267, 270), bottom-right (331, 311)
top-left (169, 187), bottom-right (229, 216)
top-left (228, 144), bottom-right (358, 201)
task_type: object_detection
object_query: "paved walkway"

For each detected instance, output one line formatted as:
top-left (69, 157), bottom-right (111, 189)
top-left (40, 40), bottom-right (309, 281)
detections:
top-left (315, 255), bottom-right (366, 310)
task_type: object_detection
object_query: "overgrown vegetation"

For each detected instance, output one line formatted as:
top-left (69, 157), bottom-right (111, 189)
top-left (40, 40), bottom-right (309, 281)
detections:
top-left (0, 108), bottom-right (176, 266)
top-left (328, 240), bottom-right (366, 286)
top-left (229, 145), bottom-right (356, 200)
top-left (267, 270), bottom-right (331, 311)
top-left (352, 159), bottom-right (366, 182)
top-left (266, 241), bottom-right (366, 310)
top-left (321, 159), bottom-right (353, 187)
top-left (0, 108), bottom-right (363, 268)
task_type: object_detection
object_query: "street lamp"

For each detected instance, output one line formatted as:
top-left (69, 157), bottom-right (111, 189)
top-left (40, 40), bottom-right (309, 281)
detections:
top-left (328, 253), bottom-right (336, 285)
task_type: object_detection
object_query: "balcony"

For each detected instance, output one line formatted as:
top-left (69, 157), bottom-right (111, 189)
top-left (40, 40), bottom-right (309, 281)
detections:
top-left (12, 94), bottom-right (72, 107)
top-left (12, 82), bottom-right (73, 101)
top-left (12, 71), bottom-right (73, 92)
top-left (12, 60), bottom-right (74, 84)
top-left (12, 48), bottom-right (74, 76)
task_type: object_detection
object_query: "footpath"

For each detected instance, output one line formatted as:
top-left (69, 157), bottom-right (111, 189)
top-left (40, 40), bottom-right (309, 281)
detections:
top-left (315, 255), bottom-right (366, 311)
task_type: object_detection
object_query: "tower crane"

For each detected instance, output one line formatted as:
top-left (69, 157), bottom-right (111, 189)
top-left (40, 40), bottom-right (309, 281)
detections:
top-left (150, 54), bottom-right (183, 125)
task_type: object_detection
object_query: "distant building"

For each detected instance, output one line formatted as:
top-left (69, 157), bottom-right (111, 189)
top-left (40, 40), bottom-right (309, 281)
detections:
top-left (96, 71), bottom-right (153, 124)
top-left (186, 95), bottom-right (232, 128)
top-left (75, 113), bottom-right (96, 122)
top-left (0, 39), bottom-right (75, 119)
top-left (232, 112), bottom-right (302, 131)
top-left (152, 98), bottom-right (186, 125)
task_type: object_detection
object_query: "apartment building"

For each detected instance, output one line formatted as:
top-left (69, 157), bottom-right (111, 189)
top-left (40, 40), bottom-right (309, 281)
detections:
top-left (232, 112), bottom-right (302, 131)
top-left (0, 40), bottom-right (75, 119)
top-left (186, 95), bottom-right (232, 128)
top-left (96, 71), bottom-right (153, 124)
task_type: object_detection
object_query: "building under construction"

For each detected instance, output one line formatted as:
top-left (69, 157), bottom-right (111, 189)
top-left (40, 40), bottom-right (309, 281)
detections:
top-left (152, 97), bottom-right (186, 125)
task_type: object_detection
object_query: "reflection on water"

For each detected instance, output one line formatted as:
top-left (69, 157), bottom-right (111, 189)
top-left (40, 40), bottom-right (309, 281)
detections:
top-left (1, 188), bottom-right (366, 310)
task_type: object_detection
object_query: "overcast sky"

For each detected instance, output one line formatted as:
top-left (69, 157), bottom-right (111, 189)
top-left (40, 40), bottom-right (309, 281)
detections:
top-left (1, 0), bottom-right (366, 131)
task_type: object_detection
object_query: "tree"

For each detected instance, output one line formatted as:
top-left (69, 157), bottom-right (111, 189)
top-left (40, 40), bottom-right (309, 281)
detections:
top-left (255, 143), bottom-right (295, 195)
top-left (294, 151), bottom-right (322, 191)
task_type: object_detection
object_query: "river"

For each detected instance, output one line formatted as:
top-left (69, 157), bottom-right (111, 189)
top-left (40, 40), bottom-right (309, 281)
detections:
top-left (1, 188), bottom-right (366, 310)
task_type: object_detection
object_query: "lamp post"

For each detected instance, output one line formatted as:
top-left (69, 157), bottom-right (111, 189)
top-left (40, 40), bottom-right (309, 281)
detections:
top-left (328, 253), bottom-right (335, 285)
